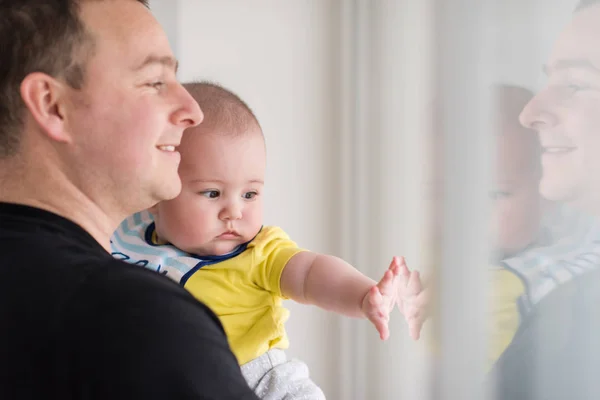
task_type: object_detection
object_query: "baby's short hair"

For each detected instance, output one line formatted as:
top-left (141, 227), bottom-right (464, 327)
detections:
top-left (183, 81), bottom-right (261, 136)
top-left (492, 83), bottom-right (541, 178)
top-left (493, 83), bottom-right (534, 129)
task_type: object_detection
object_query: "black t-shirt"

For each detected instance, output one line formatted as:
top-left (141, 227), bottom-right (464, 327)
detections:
top-left (491, 267), bottom-right (600, 400)
top-left (0, 203), bottom-right (259, 399)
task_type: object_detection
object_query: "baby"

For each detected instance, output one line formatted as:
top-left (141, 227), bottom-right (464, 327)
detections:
top-left (486, 84), bottom-right (547, 366)
top-left (111, 81), bottom-right (419, 399)
top-left (401, 84), bottom-right (548, 368)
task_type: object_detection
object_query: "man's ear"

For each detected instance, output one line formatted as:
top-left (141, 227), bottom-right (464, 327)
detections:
top-left (20, 72), bottom-right (72, 143)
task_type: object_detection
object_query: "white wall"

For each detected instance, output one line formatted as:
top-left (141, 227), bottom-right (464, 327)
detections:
top-left (490, 0), bottom-right (577, 90)
top-left (149, 1), bottom-right (578, 399)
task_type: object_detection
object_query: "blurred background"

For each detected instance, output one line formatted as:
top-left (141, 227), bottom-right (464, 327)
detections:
top-left (148, 1), bottom-right (586, 399)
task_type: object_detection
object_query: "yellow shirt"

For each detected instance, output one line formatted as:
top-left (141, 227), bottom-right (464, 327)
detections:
top-left (487, 266), bottom-right (525, 368)
top-left (424, 264), bottom-right (525, 370)
top-left (183, 226), bottom-right (305, 366)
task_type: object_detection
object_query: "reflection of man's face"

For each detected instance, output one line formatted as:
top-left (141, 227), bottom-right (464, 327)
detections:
top-left (519, 5), bottom-right (600, 214)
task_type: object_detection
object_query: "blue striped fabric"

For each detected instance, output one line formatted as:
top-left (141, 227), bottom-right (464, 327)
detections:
top-left (110, 211), bottom-right (204, 284)
top-left (503, 205), bottom-right (600, 317)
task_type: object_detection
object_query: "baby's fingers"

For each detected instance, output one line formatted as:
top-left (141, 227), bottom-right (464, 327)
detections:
top-left (377, 269), bottom-right (397, 299)
top-left (406, 270), bottom-right (422, 296)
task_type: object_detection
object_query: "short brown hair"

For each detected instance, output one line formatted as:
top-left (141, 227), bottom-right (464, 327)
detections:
top-left (493, 83), bottom-right (541, 178)
top-left (493, 84), bottom-right (534, 129)
top-left (183, 81), bottom-right (261, 136)
top-left (575, 0), bottom-right (600, 12)
top-left (0, 0), bottom-right (149, 158)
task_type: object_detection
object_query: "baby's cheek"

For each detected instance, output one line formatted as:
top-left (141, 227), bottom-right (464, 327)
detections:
top-left (165, 208), bottom-right (204, 245)
top-left (505, 200), bottom-right (540, 247)
top-left (491, 201), bottom-right (531, 250)
top-left (183, 212), bottom-right (213, 240)
top-left (246, 204), bottom-right (263, 226)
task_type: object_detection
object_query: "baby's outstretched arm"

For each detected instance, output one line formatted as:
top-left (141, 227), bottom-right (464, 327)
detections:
top-left (397, 266), bottom-right (432, 340)
top-left (280, 253), bottom-right (404, 340)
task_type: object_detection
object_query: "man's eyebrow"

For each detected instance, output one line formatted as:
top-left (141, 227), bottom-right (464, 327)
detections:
top-left (189, 179), bottom-right (265, 185)
top-left (134, 54), bottom-right (179, 73)
top-left (543, 58), bottom-right (600, 75)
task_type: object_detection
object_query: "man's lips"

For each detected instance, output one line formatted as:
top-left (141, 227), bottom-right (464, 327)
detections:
top-left (157, 145), bottom-right (178, 152)
top-left (542, 146), bottom-right (577, 154)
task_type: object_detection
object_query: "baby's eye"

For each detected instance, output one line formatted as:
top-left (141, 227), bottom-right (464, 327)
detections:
top-left (243, 191), bottom-right (258, 200)
top-left (200, 190), bottom-right (220, 199)
top-left (490, 190), bottom-right (511, 200)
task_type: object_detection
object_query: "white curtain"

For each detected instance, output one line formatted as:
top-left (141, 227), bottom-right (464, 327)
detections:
top-left (149, 1), bottom-right (578, 399)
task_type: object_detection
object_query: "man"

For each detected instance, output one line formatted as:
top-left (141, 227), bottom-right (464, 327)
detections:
top-left (492, 1), bottom-right (600, 399)
top-left (519, 0), bottom-right (600, 219)
top-left (0, 1), bottom-right (259, 398)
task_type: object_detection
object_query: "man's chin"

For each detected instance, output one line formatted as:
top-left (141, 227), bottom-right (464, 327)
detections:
top-left (538, 181), bottom-right (600, 217)
top-left (156, 179), bottom-right (182, 202)
top-left (539, 177), bottom-right (580, 205)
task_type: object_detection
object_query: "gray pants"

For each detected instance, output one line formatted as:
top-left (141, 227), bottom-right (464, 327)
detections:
top-left (240, 349), bottom-right (326, 400)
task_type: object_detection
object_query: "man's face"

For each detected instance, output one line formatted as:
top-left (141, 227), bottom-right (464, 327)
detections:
top-left (65, 0), bottom-right (202, 216)
top-left (519, 5), bottom-right (600, 214)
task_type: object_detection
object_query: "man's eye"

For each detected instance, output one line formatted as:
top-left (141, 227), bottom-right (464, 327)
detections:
top-left (200, 190), bottom-right (220, 199)
top-left (566, 82), bottom-right (591, 93)
top-left (148, 81), bottom-right (165, 90)
top-left (243, 191), bottom-right (258, 200)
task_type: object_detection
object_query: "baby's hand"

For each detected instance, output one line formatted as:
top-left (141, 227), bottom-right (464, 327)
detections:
top-left (361, 256), bottom-right (403, 340)
top-left (397, 263), bottom-right (431, 340)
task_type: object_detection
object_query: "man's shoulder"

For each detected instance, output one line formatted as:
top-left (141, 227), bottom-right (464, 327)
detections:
top-left (56, 259), bottom-right (258, 399)
top-left (70, 258), bottom-right (220, 322)
top-left (493, 268), bottom-right (600, 400)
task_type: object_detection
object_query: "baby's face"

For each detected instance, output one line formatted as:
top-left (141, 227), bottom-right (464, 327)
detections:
top-left (152, 126), bottom-right (265, 256)
top-left (490, 130), bottom-right (543, 259)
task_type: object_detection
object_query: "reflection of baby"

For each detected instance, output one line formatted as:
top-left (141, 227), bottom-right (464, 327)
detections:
top-left (490, 84), bottom-right (544, 261)
top-left (111, 82), bottom-right (417, 399)
top-left (486, 84), bottom-right (547, 366)
top-left (401, 84), bottom-right (546, 368)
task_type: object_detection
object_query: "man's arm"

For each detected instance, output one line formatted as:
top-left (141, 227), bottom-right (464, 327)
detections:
top-left (64, 262), bottom-right (259, 400)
